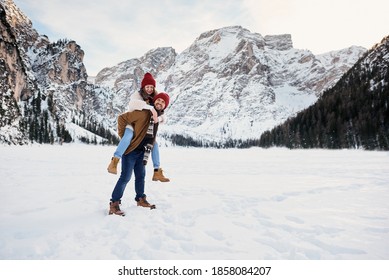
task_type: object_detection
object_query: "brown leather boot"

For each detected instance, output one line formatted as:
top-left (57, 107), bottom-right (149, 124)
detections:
top-left (107, 157), bottom-right (120, 174)
top-left (136, 196), bottom-right (156, 209)
top-left (152, 168), bottom-right (170, 182)
top-left (109, 201), bottom-right (125, 216)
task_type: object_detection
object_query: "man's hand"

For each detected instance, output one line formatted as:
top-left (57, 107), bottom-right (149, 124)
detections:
top-left (158, 114), bottom-right (167, 124)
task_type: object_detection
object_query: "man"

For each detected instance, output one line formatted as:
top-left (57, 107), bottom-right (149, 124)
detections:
top-left (109, 92), bottom-right (170, 216)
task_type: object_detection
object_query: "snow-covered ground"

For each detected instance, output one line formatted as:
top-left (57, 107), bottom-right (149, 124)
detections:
top-left (0, 144), bottom-right (388, 260)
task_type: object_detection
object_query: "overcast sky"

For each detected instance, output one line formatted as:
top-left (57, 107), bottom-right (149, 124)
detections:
top-left (13, 0), bottom-right (389, 76)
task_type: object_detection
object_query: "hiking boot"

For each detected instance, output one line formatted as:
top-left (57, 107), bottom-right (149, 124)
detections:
top-left (136, 196), bottom-right (156, 209)
top-left (107, 157), bottom-right (120, 174)
top-left (152, 168), bottom-right (170, 182)
top-left (109, 201), bottom-right (125, 216)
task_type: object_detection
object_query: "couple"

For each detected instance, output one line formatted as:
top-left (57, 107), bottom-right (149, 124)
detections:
top-left (107, 72), bottom-right (170, 216)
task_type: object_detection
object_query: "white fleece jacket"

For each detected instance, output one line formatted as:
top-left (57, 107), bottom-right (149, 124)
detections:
top-left (125, 91), bottom-right (167, 130)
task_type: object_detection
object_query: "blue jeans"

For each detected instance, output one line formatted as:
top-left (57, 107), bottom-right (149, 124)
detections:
top-left (114, 128), bottom-right (160, 169)
top-left (151, 141), bottom-right (160, 169)
top-left (114, 128), bottom-right (134, 158)
top-left (111, 149), bottom-right (146, 202)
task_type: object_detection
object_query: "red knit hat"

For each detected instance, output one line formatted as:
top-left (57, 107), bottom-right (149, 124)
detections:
top-left (153, 92), bottom-right (170, 109)
top-left (141, 72), bottom-right (156, 88)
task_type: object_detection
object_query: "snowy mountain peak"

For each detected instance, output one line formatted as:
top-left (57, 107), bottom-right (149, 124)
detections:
top-left (151, 27), bottom-right (366, 145)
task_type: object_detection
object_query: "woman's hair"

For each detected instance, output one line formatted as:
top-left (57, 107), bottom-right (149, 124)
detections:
top-left (139, 88), bottom-right (157, 102)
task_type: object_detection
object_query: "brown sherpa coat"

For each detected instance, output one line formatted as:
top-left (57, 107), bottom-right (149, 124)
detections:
top-left (117, 109), bottom-right (152, 155)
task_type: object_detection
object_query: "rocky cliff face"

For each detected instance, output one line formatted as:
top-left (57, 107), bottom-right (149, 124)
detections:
top-left (0, 0), bottom-right (117, 144)
top-left (0, 0), bottom-right (32, 143)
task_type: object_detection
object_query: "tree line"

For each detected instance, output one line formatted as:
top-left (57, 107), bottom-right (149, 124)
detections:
top-left (20, 90), bottom-right (119, 145)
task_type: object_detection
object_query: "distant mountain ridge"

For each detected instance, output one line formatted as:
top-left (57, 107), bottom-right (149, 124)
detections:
top-left (94, 26), bottom-right (366, 146)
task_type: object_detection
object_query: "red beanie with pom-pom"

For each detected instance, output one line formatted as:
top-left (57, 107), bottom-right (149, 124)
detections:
top-left (141, 72), bottom-right (156, 88)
